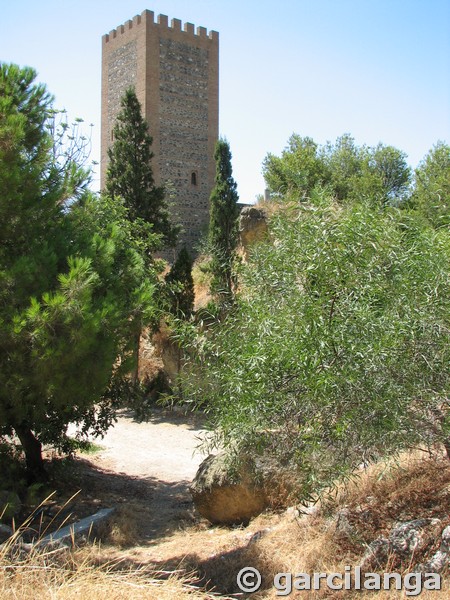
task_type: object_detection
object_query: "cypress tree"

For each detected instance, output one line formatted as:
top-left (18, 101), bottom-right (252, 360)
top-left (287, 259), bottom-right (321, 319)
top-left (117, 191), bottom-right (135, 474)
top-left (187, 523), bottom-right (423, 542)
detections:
top-left (165, 247), bottom-right (195, 319)
top-left (208, 138), bottom-right (240, 298)
top-left (106, 87), bottom-right (178, 248)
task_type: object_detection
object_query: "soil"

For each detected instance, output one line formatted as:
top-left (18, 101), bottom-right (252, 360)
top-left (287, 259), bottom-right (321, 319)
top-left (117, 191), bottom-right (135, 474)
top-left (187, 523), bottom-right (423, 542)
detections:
top-left (93, 408), bottom-right (206, 483)
top-left (22, 408), bottom-right (211, 545)
top-left (86, 407), bottom-right (209, 542)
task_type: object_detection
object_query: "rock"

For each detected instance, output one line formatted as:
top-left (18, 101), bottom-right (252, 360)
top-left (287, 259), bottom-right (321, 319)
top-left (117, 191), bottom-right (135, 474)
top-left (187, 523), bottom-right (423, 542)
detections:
top-left (285, 506), bottom-right (300, 520)
top-left (293, 502), bottom-right (319, 519)
top-left (239, 206), bottom-right (268, 258)
top-left (360, 537), bottom-right (390, 570)
top-left (335, 507), bottom-right (355, 539)
top-left (246, 527), bottom-right (273, 544)
top-left (190, 452), bottom-right (268, 526)
top-left (389, 518), bottom-right (441, 558)
top-left (418, 525), bottom-right (450, 573)
top-left (36, 507), bottom-right (116, 547)
top-left (360, 518), bottom-right (442, 571)
top-left (0, 490), bottom-right (22, 521)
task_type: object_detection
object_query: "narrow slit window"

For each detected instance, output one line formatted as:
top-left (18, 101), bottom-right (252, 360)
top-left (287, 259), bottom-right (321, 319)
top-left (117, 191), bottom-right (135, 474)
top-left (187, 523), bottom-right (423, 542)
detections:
top-left (191, 171), bottom-right (198, 186)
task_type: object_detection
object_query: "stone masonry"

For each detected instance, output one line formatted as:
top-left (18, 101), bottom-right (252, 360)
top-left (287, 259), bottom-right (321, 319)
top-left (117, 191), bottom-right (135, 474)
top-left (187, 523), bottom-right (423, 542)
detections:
top-left (101, 10), bottom-right (219, 257)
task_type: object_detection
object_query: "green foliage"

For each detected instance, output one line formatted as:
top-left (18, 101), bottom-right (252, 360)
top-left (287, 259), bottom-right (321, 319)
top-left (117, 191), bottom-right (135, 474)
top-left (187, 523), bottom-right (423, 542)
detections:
top-left (191, 255), bottom-right (213, 290)
top-left (77, 440), bottom-right (104, 455)
top-left (322, 134), bottom-right (362, 201)
top-left (46, 109), bottom-right (95, 201)
top-left (263, 135), bottom-right (329, 199)
top-left (263, 133), bottom-right (411, 206)
top-left (0, 64), bottom-right (160, 477)
top-left (106, 87), bottom-right (179, 248)
top-left (0, 441), bottom-right (27, 494)
top-left (208, 138), bottom-right (240, 299)
top-left (181, 191), bottom-right (450, 495)
top-left (364, 143), bottom-right (411, 204)
top-left (165, 247), bottom-right (195, 319)
top-left (410, 141), bottom-right (450, 228)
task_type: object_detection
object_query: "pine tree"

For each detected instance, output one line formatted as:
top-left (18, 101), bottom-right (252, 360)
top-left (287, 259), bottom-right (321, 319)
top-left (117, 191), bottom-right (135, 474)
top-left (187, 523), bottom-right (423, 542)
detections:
top-left (208, 138), bottom-right (240, 298)
top-left (106, 87), bottom-right (178, 248)
top-left (0, 64), bottom-right (159, 479)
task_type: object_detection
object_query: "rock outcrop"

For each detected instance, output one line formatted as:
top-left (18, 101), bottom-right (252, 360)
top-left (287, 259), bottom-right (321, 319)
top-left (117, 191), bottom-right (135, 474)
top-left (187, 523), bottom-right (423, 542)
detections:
top-left (418, 524), bottom-right (450, 573)
top-left (239, 206), bottom-right (268, 259)
top-left (360, 518), bottom-right (444, 571)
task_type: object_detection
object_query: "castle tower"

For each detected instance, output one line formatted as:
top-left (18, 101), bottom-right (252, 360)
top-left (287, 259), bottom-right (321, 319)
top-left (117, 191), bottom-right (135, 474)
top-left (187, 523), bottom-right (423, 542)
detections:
top-left (101, 10), bottom-right (219, 255)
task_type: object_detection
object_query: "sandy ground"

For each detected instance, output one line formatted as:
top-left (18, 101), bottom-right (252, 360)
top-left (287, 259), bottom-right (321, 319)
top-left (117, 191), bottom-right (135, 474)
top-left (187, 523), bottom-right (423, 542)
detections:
top-left (80, 408), bottom-right (210, 542)
top-left (93, 409), bottom-right (207, 482)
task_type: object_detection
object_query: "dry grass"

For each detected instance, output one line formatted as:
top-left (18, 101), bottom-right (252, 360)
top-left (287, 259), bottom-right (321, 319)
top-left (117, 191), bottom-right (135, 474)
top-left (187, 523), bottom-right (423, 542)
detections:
top-left (143, 452), bottom-right (450, 598)
top-left (319, 452), bottom-right (450, 548)
top-left (0, 544), bottom-right (212, 600)
top-left (103, 504), bottom-right (141, 549)
top-left (355, 588), bottom-right (449, 599)
top-left (1, 453), bottom-right (448, 598)
top-left (137, 327), bottom-right (165, 386)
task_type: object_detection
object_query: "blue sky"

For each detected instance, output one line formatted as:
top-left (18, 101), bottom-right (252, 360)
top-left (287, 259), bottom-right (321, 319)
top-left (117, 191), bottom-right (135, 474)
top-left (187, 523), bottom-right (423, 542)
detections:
top-left (1, 0), bottom-right (449, 202)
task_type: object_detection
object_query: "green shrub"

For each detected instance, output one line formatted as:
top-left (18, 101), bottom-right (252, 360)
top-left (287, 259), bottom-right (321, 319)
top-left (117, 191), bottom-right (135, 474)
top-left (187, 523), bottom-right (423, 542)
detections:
top-left (181, 192), bottom-right (450, 496)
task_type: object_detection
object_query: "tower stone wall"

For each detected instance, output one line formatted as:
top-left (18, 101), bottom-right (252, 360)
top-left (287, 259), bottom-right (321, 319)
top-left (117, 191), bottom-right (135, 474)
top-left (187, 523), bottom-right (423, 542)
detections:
top-left (101, 10), bottom-right (219, 256)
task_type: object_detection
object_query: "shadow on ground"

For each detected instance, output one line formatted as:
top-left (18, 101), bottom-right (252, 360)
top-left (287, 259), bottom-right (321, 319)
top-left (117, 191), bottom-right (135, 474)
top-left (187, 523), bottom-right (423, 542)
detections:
top-left (26, 456), bottom-right (198, 544)
top-left (117, 407), bottom-right (208, 432)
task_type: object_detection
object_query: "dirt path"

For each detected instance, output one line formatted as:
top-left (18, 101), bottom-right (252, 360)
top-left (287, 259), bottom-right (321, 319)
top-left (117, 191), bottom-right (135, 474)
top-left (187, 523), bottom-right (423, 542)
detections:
top-left (84, 408), bottom-right (209, 543)
top-left (93, 409), bottom-right (206, 481)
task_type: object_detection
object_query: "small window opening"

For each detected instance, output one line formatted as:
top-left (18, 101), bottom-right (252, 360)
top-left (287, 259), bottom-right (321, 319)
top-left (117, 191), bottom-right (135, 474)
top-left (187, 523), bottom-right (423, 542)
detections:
top-left (191, 171), bottom-right (198, 186)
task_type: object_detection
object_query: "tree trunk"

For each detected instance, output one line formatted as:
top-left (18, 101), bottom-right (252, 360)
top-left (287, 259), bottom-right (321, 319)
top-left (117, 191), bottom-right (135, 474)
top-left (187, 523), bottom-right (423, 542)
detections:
top-left (14, 424), bottom-right (47, 480)
top-left (131, 330), bottom-right (141, 386)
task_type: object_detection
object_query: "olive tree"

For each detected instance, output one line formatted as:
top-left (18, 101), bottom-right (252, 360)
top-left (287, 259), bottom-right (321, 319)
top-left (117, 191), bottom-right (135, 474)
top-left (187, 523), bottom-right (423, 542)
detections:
top-left (181, 191), bottom-right (450, 495)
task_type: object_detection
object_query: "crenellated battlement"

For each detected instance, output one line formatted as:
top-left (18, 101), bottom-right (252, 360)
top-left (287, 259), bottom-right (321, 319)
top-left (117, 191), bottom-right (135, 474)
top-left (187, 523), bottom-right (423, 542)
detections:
top-left (101, 8), bottom-right (219, 256)
top-left (102, 9), bottom-right (219, 44)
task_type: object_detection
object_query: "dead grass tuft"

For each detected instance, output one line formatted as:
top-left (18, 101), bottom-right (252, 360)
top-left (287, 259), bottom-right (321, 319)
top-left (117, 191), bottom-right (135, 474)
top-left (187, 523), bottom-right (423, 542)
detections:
top-left (319, 452), bottom-right (450, 546)
top-left (2, 453), bottom-right (448, 598)
top-left (263, 470), bottom-right (302, 510)
top-left (103, 504), bottom-right (140, 548)
top-left (0, 541), bottom-right (216, 600)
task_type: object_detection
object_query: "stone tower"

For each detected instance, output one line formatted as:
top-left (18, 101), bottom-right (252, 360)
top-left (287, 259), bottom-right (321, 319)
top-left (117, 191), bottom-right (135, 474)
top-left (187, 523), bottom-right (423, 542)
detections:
top-left (101, 10), bottom-right (219, 256)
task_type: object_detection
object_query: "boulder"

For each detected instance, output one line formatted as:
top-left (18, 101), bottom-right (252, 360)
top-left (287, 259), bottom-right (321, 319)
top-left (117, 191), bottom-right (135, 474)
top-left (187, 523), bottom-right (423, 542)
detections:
top-left (239, 206), bottom-right (268, 258)
top-left (190, 452), bottom-right (268, 526)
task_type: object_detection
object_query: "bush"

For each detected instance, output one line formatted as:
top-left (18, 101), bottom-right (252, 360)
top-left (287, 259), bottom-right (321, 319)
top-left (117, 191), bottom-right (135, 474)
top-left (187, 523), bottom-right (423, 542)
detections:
top-left (181, 191), bottom-right (450, 496)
